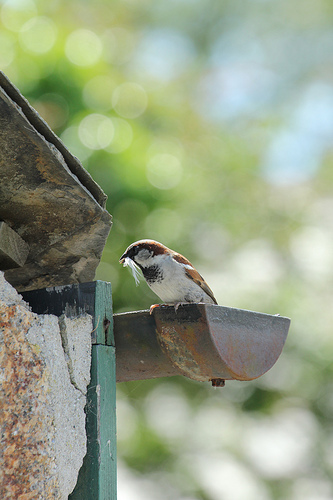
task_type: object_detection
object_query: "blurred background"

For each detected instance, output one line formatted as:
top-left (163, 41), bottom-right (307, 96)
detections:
top-left (1, 0), bottom-right (333, 498)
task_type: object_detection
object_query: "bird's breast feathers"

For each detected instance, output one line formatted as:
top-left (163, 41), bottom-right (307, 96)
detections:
top-left (146, 253), bottom-right (216, 304)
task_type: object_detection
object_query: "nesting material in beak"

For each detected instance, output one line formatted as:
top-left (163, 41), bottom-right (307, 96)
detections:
top-left (121, 257), bottom-right (141, 285)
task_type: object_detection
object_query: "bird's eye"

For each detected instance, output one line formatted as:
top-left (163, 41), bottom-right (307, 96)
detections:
top-left (136, 248), bottom-right (151, 261)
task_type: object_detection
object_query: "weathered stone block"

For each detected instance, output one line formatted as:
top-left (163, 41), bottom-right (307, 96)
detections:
top-left (0, 272), bottom-right (92, 499)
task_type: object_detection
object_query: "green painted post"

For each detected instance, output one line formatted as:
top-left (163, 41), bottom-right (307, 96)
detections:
top-left (69, 281), bottom-right (117, 500)
top-left (93, 281), bottom-right (114, 346)
top-left (69, 345), bottom-right (116, 499)
top-left (22, 281), bottom-right (117, 498)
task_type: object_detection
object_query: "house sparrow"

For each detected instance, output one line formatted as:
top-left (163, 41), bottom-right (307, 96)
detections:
top-left (119, 239), bottom-right (217, 306)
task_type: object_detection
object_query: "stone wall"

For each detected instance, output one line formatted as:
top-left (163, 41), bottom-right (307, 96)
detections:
top-left (0, 272), bottom-right (92, 499)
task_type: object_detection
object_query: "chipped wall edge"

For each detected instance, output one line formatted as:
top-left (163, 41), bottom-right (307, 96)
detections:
top-left (0, 271), bottom-right (92, 500)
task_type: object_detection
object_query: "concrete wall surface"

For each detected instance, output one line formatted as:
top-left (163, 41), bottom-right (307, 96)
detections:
top-left (0, 272), bottom-right (92, 499)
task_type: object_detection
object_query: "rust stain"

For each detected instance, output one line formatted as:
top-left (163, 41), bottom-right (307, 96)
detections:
top-left (115, 305), bottom-right (290, 384)
top-left (158, 324), bottom-right (206, 380)
top-left (154, 306), bottom-right (227, 382)
top-left (154, 304), bottom-right (290, 383)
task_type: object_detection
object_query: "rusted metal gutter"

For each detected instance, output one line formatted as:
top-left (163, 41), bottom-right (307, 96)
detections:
top-left (114, 304), bottom-right (290, 386)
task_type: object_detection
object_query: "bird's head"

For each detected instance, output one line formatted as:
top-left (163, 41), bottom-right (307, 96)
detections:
top-left (119, 239), bottom-right (168, 268)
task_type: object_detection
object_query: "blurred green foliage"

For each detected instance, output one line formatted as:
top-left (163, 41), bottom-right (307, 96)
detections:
top-left (2, 0), bottom-right (333, 498)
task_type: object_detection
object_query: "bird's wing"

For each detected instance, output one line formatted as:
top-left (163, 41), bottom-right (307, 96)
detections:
top-left (172, 252), bottom-right (218, 304)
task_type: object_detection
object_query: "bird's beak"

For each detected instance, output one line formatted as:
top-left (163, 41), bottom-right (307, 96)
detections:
top-left (119, 252), bottom-right (127, 264)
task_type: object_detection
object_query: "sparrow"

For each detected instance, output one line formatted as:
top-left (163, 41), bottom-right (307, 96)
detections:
top-left (119, 239), bottom-right (217, 306)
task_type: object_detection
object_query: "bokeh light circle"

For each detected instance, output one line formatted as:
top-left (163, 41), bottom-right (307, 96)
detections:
top-left (112, 82), bottom-right (148, 119)
top-left (146, 153), bottom-right (183, 190)
top-left (78, 114), bottom-right (115, 150)
top-left (65, 29), bottom-right (103, 67)
top-left (19, 16), bottom-right (57, 54)
top-left (106, 118), bottom-right (133, 154)
top-left (1, 0), bottom-right (37, 32)
top-left (103, 27), bottom-right (135, 66)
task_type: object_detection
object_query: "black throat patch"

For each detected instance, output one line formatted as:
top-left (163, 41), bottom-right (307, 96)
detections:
top-left (141, 264), bottom-right (163, 284)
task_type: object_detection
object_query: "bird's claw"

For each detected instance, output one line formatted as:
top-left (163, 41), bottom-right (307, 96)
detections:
top-left (149, 304), bottom-right (160, 315)
top-left (149, 303), bottom-right (178, 314)
top-left (150, 302), bottom-right (188, 315)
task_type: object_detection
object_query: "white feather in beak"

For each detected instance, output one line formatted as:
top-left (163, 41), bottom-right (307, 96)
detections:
top-left (122, 257), bottom-right (141, 285)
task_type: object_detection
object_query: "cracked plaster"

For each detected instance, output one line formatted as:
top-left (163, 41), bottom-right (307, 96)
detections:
top-left (0, 272), bottom-right (92, 499)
